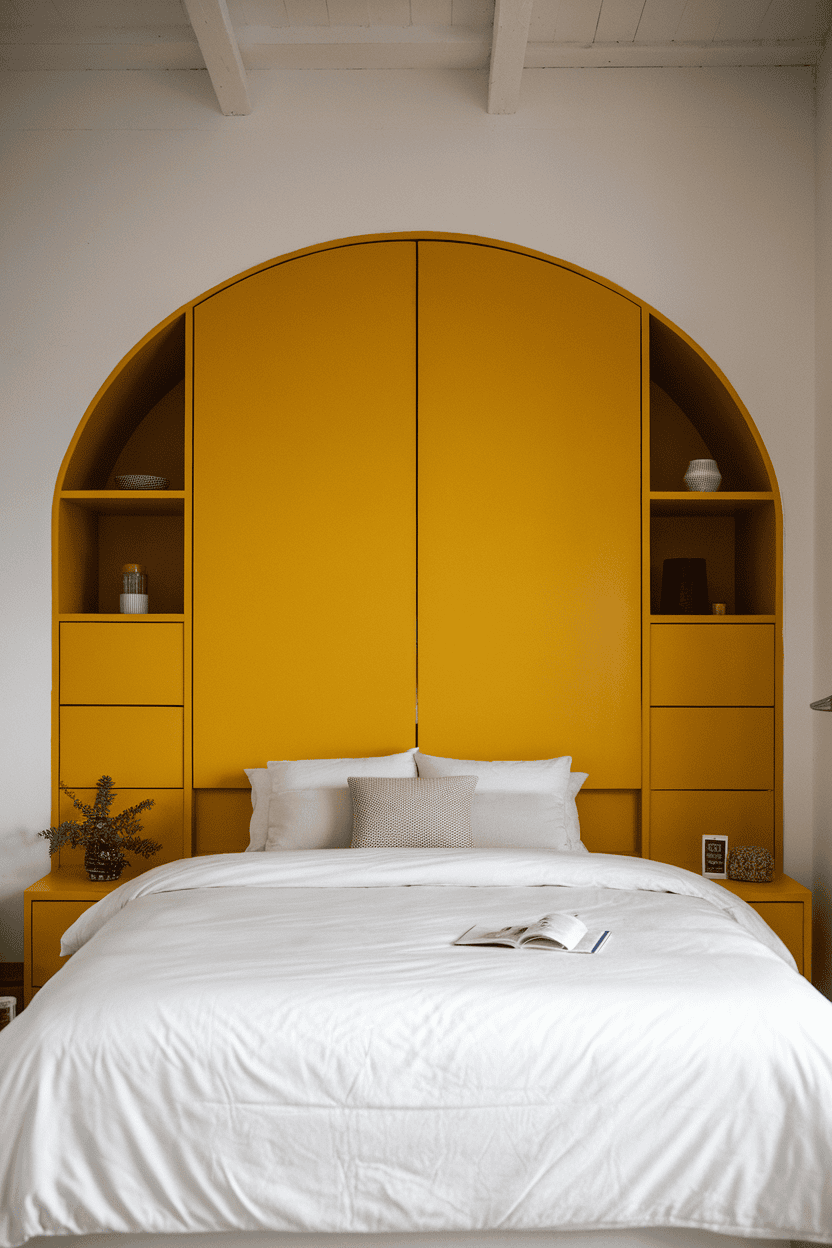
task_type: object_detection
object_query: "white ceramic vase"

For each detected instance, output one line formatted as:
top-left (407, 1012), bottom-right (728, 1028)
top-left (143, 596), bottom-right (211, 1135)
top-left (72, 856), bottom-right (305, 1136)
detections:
top-left (684, 458), bottom-right (721, 492)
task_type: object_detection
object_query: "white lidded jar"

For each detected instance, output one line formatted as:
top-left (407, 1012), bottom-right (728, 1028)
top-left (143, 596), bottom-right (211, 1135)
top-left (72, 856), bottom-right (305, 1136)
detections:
top-left (683, 458), bottom-right (722, 492)
top-left (120, 563), bottom-right (148, 614)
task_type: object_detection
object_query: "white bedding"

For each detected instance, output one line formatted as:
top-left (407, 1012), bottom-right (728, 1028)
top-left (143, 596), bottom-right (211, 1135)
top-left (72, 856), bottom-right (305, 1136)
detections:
top-left (2, 850), bottom-right (831, 1247)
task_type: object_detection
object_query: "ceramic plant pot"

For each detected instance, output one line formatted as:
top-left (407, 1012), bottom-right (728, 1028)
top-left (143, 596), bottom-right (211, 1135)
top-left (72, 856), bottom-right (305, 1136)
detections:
top-left (684, 458), bottom-right (721, 491)
top-left (84, 841), bottom-right (125, 882)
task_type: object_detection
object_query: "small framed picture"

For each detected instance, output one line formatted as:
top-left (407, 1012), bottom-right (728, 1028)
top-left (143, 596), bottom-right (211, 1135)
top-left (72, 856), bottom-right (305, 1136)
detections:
top-left (702, 835), bottom-right (728, 879)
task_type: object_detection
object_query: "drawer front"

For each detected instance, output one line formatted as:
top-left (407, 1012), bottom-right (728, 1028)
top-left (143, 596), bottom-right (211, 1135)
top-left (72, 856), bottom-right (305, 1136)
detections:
top-left (651, 624), bottom-right (774, 707)
top-left (60, 706), bottom-right (183, 787)
top-left (31, 900), bottom-right (91, 987)
top-left (650, 790), bottom-right (774, 875)
top-left (753, 902), bottom-right (804, 974)
top-left (60, 622), bottom-right (183, 706)
top-left (58, 788), bottom-right (184, 866)
top-left (651, 707), bottom-right (774, 790)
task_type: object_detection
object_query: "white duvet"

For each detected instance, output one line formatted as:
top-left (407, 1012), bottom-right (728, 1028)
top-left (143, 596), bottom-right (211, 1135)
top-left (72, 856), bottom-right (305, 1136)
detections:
top-left (2, 849), bottom-right (831, 1247)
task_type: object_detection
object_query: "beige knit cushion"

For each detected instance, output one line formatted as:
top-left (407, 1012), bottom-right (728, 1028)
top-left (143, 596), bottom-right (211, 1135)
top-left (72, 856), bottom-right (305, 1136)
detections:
top-left (348, 776), bottom-right (477, 848)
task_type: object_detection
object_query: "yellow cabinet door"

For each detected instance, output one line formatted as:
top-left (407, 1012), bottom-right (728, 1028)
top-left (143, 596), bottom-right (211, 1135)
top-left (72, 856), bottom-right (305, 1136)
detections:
top-left (650, 789), bottom-right (774, 874)
top-left (31, 900), bottom-right (91, 987)
top-left (417, 242), bottom-right (642, 784)
top-left (651, 707), bottom-right (774, 790)
top-left (60, 706), bottom-right (183, 787)
top-left (651, 624), bottom-right (774, 707)
top-left (753, 903), bottom-right (804, 974)
top-left (193, 242), bottom-right (417, 787)
top-left (60, 622), bottom-right (183, 705)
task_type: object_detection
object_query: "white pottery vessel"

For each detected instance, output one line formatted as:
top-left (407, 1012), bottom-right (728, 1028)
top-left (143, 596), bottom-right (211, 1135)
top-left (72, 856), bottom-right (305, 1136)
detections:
top-left (684, 458), bottom-right (721, 492)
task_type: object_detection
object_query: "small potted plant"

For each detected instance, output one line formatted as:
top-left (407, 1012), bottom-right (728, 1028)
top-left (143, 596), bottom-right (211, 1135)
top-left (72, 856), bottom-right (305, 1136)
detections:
top-left (40, 775), bottom-right (162, 882)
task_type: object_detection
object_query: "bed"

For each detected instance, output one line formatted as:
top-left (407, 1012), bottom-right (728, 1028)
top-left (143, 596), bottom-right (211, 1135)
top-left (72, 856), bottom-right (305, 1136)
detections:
top-left (22, 237), bottom-right (828, 1248)
top-left (3, 843), bottom-right (832, 1248)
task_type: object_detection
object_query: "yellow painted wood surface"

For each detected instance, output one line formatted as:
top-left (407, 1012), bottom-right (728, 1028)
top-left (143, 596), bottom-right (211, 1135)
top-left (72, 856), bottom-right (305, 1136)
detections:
top-left (650, 789), bottom-right (774, 874)
top-left (60, 706), bottom-right (183, 787)
top-left (31, 900), bottom-right (91, 986)
top-left (417, 241), bottom-right (642, 785)
top-left (56, 788), bottom-right (184, 867)
top-left (193, 241), bottom-right (417, 787)
top-left (651, 707), bottom-right (773, 790)
top-left (751, 902), bottom-right (804, 974)
top-left (717, 874), bottom-right (811, 980)
top-left (576, 791), bottom-right (640, 855)
top-left (60, 622), bottom-right (183, 705)
top-left (194, 789), bottom-right (252, 854)
top-left (651, 624), bottom-right (774, 706)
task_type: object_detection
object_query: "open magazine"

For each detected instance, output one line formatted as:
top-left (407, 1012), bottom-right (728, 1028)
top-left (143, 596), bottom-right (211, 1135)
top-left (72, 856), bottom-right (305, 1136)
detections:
top-left (454, 912), bottom-right (611, 954)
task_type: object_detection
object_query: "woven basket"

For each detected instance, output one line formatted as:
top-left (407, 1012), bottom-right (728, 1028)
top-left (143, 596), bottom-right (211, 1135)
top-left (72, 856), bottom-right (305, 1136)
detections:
top-left (727, 845), bottom-right (773, 883)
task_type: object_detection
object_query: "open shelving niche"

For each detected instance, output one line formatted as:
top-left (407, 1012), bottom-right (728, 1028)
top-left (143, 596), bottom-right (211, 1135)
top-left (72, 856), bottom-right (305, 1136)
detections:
top-left (52, 311), bottom-right (193, 861)
top-left (56, 316), bottom-right (187, 619)
top-left (643, 312), bottom-right (782, 871)
top-left (648, 314), bottom-right (777, 620)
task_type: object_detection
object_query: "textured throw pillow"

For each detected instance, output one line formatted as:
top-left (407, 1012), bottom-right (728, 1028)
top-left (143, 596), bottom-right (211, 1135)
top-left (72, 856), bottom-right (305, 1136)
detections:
top-left (349, 775), bottom-right (477, 848)
top-left (265, 750), bottom-right (418, 851)
top-left (414, 752), bottom-right (578, 850)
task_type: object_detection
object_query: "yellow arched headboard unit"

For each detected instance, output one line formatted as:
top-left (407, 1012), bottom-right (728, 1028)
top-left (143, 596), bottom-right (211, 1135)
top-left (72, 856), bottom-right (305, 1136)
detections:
top-left (52, 233), bottom-right (782, 874)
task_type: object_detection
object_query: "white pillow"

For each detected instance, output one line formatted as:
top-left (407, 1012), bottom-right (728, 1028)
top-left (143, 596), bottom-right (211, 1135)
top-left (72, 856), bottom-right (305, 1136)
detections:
top-left (413, 751), bottom-right (583, 851)
top-left (566, 772), bottom-right (589, 853)
top-left (243, 767), bottom-right (271, 852)
top-left (266, 750), bottom-right (418, 851)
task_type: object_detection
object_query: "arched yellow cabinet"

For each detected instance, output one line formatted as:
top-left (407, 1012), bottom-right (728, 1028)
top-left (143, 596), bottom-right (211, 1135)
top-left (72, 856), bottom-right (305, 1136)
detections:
top-left (34, 233), bottom-right (808, 1006)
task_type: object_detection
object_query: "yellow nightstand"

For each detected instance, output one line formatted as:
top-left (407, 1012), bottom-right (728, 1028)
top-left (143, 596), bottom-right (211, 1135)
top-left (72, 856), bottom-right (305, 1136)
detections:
top-left (716, 874), bottom-right (812, 981)
top-left (23, 865), bottom-right (145, 1006)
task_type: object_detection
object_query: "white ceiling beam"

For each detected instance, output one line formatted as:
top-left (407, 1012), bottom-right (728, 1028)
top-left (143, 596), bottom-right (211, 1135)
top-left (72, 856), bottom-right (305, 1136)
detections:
top-left (487, 0), bottom-right (534, 113)
top-left (182, 0), bottom-right (251, 115)
top-left (524, 37), bottom-right (823, 66)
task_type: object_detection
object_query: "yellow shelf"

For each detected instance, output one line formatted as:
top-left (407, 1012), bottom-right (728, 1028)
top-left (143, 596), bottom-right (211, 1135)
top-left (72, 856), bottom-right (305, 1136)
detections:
top-left (650, 492), bottom-right (773, 517)
top-left (58, 613), bottom-right (185, 622)
top-left (650, 614), bottom-right (775, 623)
top-left (60, 491), bottom-right (185, 516)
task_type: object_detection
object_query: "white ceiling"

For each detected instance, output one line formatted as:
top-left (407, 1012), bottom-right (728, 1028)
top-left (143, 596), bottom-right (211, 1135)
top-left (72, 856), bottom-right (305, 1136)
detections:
top-left (2, 0), bottom-right (830, 114)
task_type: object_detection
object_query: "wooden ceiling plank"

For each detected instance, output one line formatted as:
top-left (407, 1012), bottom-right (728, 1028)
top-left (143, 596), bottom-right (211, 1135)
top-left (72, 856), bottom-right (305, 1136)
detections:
top-left (594, 0), bottom-right (646, 43)
top-left (410, 0), bottom-right (453, 22)
top-left (553, 0), bottom-right (602, 42)
top-left (182, 0), bottom-right (251, 115)
top-left (711, 0), bottom-right (769, 42)
top-left (488, 0), bottom-right (534, 111)
top-left (525, 35), bottom-right (821, 63)
top-left (675, 0), bottom-right (722, 43)
top-left (527, 0), bottom-right (562, 46)
top-left (634, 0), bottom-right (687, 42)
top-left (327, 0), bottom-right (370, 22)
top-left (368, 0), bottom-right (411, 24)
top-left (757, 0), bottom-right (827, 41)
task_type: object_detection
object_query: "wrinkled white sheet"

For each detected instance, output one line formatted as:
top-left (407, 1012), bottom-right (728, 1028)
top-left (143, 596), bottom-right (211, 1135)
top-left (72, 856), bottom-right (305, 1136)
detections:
top-left (1, 850), bottom-right (831, 1247)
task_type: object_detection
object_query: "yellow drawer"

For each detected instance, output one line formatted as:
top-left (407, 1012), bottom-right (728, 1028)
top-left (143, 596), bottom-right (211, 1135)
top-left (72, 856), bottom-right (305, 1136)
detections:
top-left (31, 900), bottom-right (91, 987)
top-left (58, 788), bottom-right (185, 866)
top-left (60, 706), bottom-right (183, 788)
top-left (651, 624), bottom-right (774, 707)
top-left (650, 790), bottom-right (774, 875)
top-left (754, 902), bottom-right (804, 974)
top-left (651, 707), bottom-right (774, 790)
top-left (60, 622), bottom-right (183, 706)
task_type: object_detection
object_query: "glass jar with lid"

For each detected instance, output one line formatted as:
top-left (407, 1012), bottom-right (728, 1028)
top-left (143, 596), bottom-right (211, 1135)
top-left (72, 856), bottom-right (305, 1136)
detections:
top-left (120, 563), bottom-right (148, 614)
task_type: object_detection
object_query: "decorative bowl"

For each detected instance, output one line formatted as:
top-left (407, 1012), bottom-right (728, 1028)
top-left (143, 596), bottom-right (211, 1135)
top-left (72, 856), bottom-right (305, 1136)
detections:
top-left (115, 474), bottom-right (169, 491)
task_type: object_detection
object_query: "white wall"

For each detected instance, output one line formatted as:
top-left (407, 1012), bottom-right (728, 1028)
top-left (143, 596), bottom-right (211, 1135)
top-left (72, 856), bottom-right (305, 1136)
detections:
top-left (815, 43), bottom-right (832, 999)
top-left (0, 64), bottom-right (817, 962)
